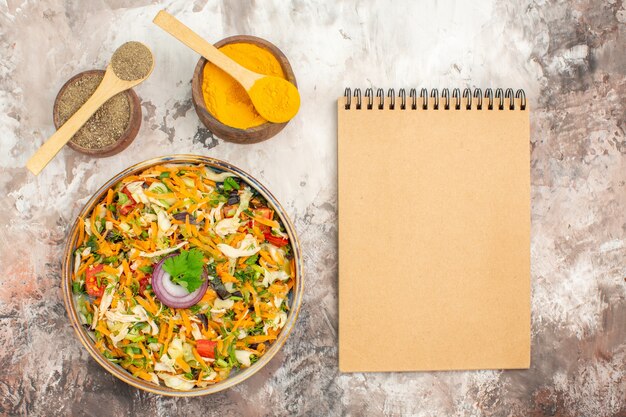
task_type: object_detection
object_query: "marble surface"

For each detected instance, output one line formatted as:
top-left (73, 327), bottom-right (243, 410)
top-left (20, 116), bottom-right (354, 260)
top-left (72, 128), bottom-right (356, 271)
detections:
top-left (1, 0), bottom-right (625, 415)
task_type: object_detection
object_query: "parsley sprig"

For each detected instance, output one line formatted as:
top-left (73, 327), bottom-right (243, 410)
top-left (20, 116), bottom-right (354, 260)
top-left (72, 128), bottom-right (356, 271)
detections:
top-left (162, 249), bottom-right (205, 293)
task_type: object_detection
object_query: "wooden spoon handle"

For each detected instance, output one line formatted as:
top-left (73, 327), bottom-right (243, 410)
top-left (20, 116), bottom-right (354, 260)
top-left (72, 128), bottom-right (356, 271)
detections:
top-left (26, 79), bottom-right (114, 175)
top-left (153, 10), bottom-right (259, 90)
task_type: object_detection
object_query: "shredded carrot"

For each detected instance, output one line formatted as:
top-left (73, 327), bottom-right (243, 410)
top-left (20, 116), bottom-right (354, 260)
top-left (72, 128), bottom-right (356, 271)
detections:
top-left (76, 256), bottom-right (94, 276)
top-left (192, 347), bottom-right (208, 368)
top-left (176, 356), bottom-right (191, 373)
top-left (96, 323), bottom-right (110, 336)
top-left (102, 265), bottom-right (118, 275)
top-left (245, 334), bottom-right (278, 344)
top-left (136, 297), bottom-right (156, 315)
top-left (166, 199), bottom-right (185, 214)
top-left (122, 259), bottom-right (132, 286)
top-left (158, 322), bottom-right (168, 344)
top-left (136, 371), bottom-right (154, 382)
top-left (105, 189), bottom-right (114, 206)
top-left (144, 190), bottom-right (177, 199)
top-left (138, 342), bottom-right (152, 362)
top-left (162, 322), bottom-right (174, 354)
top-left (77, 218), bottom-right (85, 248)
top-left (253, 216), bottom-right (280, 229)
top-left (144, 292), bottom-right (159, 313)
top-left (91, 216), bottom-right (103, 241)
top-left (180, 310), bottom-right (192, 336)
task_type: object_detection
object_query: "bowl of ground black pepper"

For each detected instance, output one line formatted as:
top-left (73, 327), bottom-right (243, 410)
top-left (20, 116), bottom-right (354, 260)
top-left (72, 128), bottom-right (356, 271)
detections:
top-left (53, 69), bottom-right (142, 157)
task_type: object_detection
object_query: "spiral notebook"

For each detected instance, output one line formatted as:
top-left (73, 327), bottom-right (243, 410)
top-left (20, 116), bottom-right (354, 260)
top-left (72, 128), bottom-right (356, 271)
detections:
top-left (338, 88), bottom-right (530, 372)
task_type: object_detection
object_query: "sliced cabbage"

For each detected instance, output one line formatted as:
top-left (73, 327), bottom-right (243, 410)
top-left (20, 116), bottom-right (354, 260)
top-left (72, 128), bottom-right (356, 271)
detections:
top-left (118, 222), bottom-right (131, 234)
top-left (235, 350), bottom-right (253, 367)
top-left (109, 323), bottom-right (131, 346)
top-left (202, 371), bottom-right (217, 381)
top-left (217, 234), bottom-right (260, 259)
top-left (234, 189), bottom-right (253, 217)
top-left (139, 240), bottom-right (188, 258)
top-left (209, 202), bottom-right (225, 226)
top-left (74, 252), bottom-right (81, 275)
top-left (84, 219), bottom-right (92, 236)
top-left (98, 283), bottom-right (117, 320)
top-left (154, 354), bottom-right (176, 372)
top-left (262, 268), bottom-right (290, 287)
top-left (215, 217), bottom-right (241, 237)
top-left (190, 323), bottom-right (204, 341)
top-left (132, 305), bottom-right (158, 335)
top-left (167, 337), bottom-right (184, 361)
top-left (91, 306), bottom-right (99, 330)
top-left (263, 311), bottom-right (288, 334)
top-left (264, 244), bottom-right (285, 265)
top-left (125, 181), bottom-right (150, 204)
top-left (148, 182), bottom-right (177, 206)
top-left (211, 298), bottom-right (234, 313)
top-left (158, 373), bottom-right (196, 390)
top-left (204, 167), bottom-right (235, 182)
top-left (181, 177), bottom-right (195, 188)
top-left (156, 209), bottom-right (171, 233)
top-left (105, 310), bottom-right (142, 323)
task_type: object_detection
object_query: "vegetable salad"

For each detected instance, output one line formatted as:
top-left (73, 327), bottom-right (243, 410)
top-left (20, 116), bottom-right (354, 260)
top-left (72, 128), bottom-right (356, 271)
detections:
top-left (71, 163), bottom-right (294, 390)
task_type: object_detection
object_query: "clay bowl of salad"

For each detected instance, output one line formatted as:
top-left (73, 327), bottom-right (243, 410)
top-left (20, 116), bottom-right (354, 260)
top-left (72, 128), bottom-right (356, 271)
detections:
top-left (62, 155), bottom-right (303, 396)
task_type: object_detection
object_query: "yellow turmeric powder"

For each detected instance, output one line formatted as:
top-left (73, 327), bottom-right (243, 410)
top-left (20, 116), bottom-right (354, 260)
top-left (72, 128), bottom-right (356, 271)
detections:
top-left (248, 76), bottom-right (300, 123)
top-left (202, 43), bottom-right (286, 129)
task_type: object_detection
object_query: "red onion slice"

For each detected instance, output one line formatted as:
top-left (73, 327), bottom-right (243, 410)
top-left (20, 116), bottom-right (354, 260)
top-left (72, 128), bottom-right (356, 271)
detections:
top-left (152, 254), bottom-right (208, 309)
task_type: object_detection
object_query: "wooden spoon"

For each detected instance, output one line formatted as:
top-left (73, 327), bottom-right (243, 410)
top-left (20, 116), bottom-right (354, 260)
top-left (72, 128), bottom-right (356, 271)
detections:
top-left (26, 43), bottom-right (154, 175)
top-left (153, 10), bottom-right (300, 124)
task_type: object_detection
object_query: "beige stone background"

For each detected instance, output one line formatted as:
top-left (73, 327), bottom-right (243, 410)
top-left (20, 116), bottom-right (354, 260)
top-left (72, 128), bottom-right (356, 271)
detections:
top-left (0, 0), bottom-right (625, 416)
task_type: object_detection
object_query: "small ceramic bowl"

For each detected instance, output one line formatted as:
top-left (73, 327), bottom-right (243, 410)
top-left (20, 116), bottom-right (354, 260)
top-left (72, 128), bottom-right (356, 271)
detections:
top-left (191, 35), bottom-right (297, 144)
top-left (53, 69), bottom-right (142, 157)
top-left (62, 155), bottom-right (304, 396)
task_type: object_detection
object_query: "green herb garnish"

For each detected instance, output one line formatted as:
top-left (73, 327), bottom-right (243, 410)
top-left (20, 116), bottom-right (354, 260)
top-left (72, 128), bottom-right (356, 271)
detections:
top-left (223, 177), bottom-right (240, 192)
top-left (138, 265), bottom-right (153, 274)
top-left (117, 191), bottom-right (129, 205)
top-left (244, 254), bottom-right (259, 265)
top-left (162, 249), bottom-right (205, 292)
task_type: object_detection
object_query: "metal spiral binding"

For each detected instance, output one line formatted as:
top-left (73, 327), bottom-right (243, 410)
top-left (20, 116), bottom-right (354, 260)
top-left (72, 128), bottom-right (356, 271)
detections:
top-left (344, 88), bottom-right (526, 110)
top-left (442, 88), bottom-right (450, 110)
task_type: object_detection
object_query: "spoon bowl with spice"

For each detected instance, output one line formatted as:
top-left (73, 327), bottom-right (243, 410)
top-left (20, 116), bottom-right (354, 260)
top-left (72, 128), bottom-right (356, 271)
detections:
top-left (191, 36), bottom-right (298, 144)
top-left (153, 11), bottom-right (300, 142)
top-left (26, 41), bottom-right (154, 175)
top-left (53, 70), bottom-right (142, 157)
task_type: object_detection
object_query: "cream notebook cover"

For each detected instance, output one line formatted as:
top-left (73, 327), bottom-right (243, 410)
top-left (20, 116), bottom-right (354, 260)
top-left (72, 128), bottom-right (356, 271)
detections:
top-left (338, 88), bottom-right (530, 372)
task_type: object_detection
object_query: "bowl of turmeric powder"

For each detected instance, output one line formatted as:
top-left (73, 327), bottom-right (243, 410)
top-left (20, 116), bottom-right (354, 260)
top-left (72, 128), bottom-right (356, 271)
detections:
top-left (191, 36), bottom-right (298, 144)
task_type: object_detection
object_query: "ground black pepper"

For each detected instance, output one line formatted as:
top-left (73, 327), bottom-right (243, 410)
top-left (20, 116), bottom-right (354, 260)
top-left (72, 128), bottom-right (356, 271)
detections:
top-left (57, 72), bottom-right (130, 149)
top-left (111, 41), bottom-right (153, 81)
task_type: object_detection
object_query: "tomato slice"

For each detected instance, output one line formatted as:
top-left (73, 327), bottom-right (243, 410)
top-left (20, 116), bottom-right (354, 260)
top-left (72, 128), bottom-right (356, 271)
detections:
top-left (254, 207), bottom-right (274, 220)
top-left (196, 340), bottom-right (217, 359)
top-left (85, 264), bottom-right (105, 297)
top-left (264, 233), bottom-right (289, 248)
top-left (139, 275), bottom-right (150, 294)
top-left (253, 208), bottom-right (273, 233)
top-left (222, 204), bottom-right (238, 218)
top-left (118, 187), bottom-right (137, 216)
